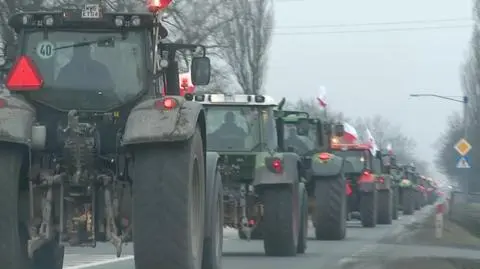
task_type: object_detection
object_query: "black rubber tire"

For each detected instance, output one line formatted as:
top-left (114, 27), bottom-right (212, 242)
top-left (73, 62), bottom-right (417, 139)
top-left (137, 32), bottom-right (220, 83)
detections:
top-left (296, 189), bottom-right (308, 254)
top-left (262, 185), bottom-right (298, 257)
top-left (131, 127), bottom-right (206, 269)
top-left (392, 187), bottom-right (399, 220)
top-left (377, 190), bottom-right (392, 224)
top-left (360, 191), bottom-right (377, 227)
top-left (414, 191), bottom-right (421, 210)
top-left (33, 239), bottom-right (64, 269)
top-left (0, 146), bottom-right (26, 269)
top-left (202, 171), bottom-right (223, 269)
top-left (402, 188), bottom-right (415, 215)
top-left (313, 176), bottom-right (347, 240)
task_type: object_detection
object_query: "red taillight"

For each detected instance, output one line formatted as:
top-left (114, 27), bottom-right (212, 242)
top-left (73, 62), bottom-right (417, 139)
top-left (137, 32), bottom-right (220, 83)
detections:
top-left (147, 0), bottom-right (173, 13)
top-left (319, 152), bottom-right (331, 161)
top-left (155, 97), bottom-right (177, 110)
top-left (248, 219), bottom-right (255, 226)
top-left (377, 176), bottom-right (384, 183)
top-left (0, 98), bottom-right (6, 108)
top-left (271, 158), bottom-right (283, 173)
top-left (362, 170), bottom-right (370, 176)
top-left (5, 55), bottom-right (43, 91)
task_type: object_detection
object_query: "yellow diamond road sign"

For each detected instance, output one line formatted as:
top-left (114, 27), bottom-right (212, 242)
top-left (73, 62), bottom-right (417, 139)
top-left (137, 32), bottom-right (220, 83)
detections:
top-left (454, 138), bottom-right (472, 156)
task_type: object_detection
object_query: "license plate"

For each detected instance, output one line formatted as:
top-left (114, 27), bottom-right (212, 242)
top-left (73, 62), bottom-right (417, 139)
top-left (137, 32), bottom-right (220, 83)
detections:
top-left (82, 4), bottom-right (101, 19)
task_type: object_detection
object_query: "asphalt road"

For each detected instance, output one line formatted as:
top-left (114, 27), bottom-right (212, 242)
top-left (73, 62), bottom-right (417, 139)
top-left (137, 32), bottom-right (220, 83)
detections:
top-left (63, 206), bottom-right (434, 269)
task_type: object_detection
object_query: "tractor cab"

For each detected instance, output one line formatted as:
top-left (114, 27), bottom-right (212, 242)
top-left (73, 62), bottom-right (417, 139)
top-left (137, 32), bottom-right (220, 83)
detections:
top-left (189, 93), bottom-right (279, 182)
top-left (1, 3), bottom-right (210, 113)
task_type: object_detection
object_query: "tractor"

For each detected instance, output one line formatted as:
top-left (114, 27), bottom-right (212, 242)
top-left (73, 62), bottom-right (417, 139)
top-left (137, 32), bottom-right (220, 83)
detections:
top-left (0, 3), bottom-right (222, 269)
top-left (190, 93), bottom-right (308, 256)
top-left (380, 149), bottom-right (400, 220)
top-left (397, 164), bottom-right (420, 215)
top-left (330, 142), bottom-right (391, 227)
top-left (277, 109), bottom-right (348, 240)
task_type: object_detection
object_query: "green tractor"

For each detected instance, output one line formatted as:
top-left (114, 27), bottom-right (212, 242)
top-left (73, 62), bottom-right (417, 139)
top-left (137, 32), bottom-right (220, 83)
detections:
top-left (331, 144), bottom-right (392, 227)
top-left (380, 151), bottom-right (401, 220)
top-left (277, 109), bottom-right (348, 240)
top-left (397, 164), bottom-right (420, 215)
top-left (190, 93), bottom-right (309, 256)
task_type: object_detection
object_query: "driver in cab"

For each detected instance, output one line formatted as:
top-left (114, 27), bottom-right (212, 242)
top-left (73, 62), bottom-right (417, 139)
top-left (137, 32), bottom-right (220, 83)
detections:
top-left (285, 127), bottom-right (310, 154)
top-left (56, 46), bottom-right (114, 90)
top-left (210, 112), bottom-right (247, 148)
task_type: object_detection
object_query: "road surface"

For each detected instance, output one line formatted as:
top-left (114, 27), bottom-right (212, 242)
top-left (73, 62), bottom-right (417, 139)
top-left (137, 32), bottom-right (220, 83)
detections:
top-left (63, 206), bottom-right (434, 269)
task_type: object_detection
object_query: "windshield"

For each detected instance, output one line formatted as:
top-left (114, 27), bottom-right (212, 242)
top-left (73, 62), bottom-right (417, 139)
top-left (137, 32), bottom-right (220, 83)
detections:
top-left (23, 30), bottom-right (146, 111)
top-left (284, 123), bottom-right (316, 154)
top-left (205, 106), bottom-right (262, 152)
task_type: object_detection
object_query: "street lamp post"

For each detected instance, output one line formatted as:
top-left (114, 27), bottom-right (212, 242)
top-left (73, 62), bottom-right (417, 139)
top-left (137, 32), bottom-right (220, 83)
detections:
top-left (409, 94), bottom-right (468, 137)
top-left (409, 93), bottom-right (470, 192)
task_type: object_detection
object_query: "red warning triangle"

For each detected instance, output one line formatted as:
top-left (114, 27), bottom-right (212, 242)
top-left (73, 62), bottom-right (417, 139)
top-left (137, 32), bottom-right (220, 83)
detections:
top-left (5, 55), bottom-right (44, 91)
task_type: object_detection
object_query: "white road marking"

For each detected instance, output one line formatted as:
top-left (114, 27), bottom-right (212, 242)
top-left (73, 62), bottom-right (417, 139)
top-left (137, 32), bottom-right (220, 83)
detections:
top-left (64, 255), bottom-right (133, 269)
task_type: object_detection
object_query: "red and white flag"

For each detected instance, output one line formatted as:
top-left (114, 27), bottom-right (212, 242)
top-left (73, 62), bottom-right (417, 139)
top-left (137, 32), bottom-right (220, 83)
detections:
top-left (316, 86), bottom-right (327, 108)
top-left (343, 122), bottom-right (358, 143)
top-left (366, 128), bottom-right (379, 155)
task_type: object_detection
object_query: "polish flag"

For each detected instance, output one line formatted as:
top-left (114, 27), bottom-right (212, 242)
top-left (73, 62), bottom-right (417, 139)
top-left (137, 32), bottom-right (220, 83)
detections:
top-left (316, 86), bottom-right (327, 108)
top-left (162, 72), bottom-right (196, 96)
top-left (179, 72), bottom-right (195, 95)
top-left (343, 122), bottom-right (358, 143)
top-left (366, 128), bottom-right (379, 155)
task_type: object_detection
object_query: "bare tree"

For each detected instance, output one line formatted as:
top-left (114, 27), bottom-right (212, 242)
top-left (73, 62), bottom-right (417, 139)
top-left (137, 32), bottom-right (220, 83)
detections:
top-left (216, 0), bottom-right (273, 94)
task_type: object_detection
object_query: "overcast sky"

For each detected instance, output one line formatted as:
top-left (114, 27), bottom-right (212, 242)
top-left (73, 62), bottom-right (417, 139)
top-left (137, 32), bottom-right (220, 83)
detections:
top-left (265, 0), bottom-right (473, 180)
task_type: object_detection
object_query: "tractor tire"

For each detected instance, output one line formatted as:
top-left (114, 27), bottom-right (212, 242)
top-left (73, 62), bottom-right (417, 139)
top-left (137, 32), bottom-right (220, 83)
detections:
top-left (202, 172), bottom-right (223, 269)
top-left (296, 189), bottom-right (308, 254)
top-left (0, 145), bottom-right (64, 269)
top-left (313, 176), bottom-right (347, 240)
top-left (402, 188), bottom-right (415, 215)
top-left (377, 190), bottom-right (392, 225)
top-left (131, 127), bottom-right (209, 269)
top-left (262, 185), bottom-right (299, 257)
top-left (360, 191), bottom-right (377, 227)
top-left (414, 191), bottom-right (421, 210)
top-left (392, 187), bottom-right (399, 220)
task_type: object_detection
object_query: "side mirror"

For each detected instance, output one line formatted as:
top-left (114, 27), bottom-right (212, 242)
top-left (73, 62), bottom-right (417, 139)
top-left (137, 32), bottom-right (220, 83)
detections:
top-left (191, 57), bottom-right (211, 86)
top-left (334, 124), bottom-right (344, 137)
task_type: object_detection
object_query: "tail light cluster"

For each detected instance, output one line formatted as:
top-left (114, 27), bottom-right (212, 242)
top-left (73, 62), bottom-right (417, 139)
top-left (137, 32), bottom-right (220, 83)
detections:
top-left (266, 157), bottom-right (283, 173)
top-left (377, 176), bottom-right (384, 184)
top-left (154, 97), bottom-right (177, 110)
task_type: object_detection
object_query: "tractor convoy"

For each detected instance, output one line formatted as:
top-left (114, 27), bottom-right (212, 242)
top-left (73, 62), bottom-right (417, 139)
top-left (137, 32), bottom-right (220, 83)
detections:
top-left (0, 2), bottom-right (439, 269)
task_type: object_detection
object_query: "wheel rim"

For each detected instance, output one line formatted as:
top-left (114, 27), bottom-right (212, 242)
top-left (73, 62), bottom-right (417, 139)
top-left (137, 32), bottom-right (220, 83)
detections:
top-left (190, 159), bottom-right (202, 265)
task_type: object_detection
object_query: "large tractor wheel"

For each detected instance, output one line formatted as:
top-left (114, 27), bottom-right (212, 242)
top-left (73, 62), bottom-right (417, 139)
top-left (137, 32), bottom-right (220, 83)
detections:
top-left (313, 176), bottom-right (347, 240)
top-left (262, 185), bottom-right (299, 256)
top-left (402, 188), bottom-right (415, 215)
top-left (414, 191), bottom-right (421, 210)
top-left (392, 187), bottom-right (399, 220)
top-left (360, 191), bottom-right (377, 227)
top-left (296, 188), bottom-right (308, 254)
top-left (0, 144), bottom-right (64, 269)
top-left (132, 127), bottom-right (213, 269)
top-left (377, 190), bottom-right (392, 224)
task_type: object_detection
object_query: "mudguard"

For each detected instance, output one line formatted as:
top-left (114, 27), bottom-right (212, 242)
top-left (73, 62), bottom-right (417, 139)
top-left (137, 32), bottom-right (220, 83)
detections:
top-left (0, 93), bottom-right (36, 146)
top-left (343, 158), bottom-right (364, 174)
top-left (122, 96), bottom-right (203, 145)
top-left (310, 153), bottom-right (344, 177)
top-left (252, 152), bottom-right (299, 186)
top-left (204, 151), bottom-right (222, 238)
